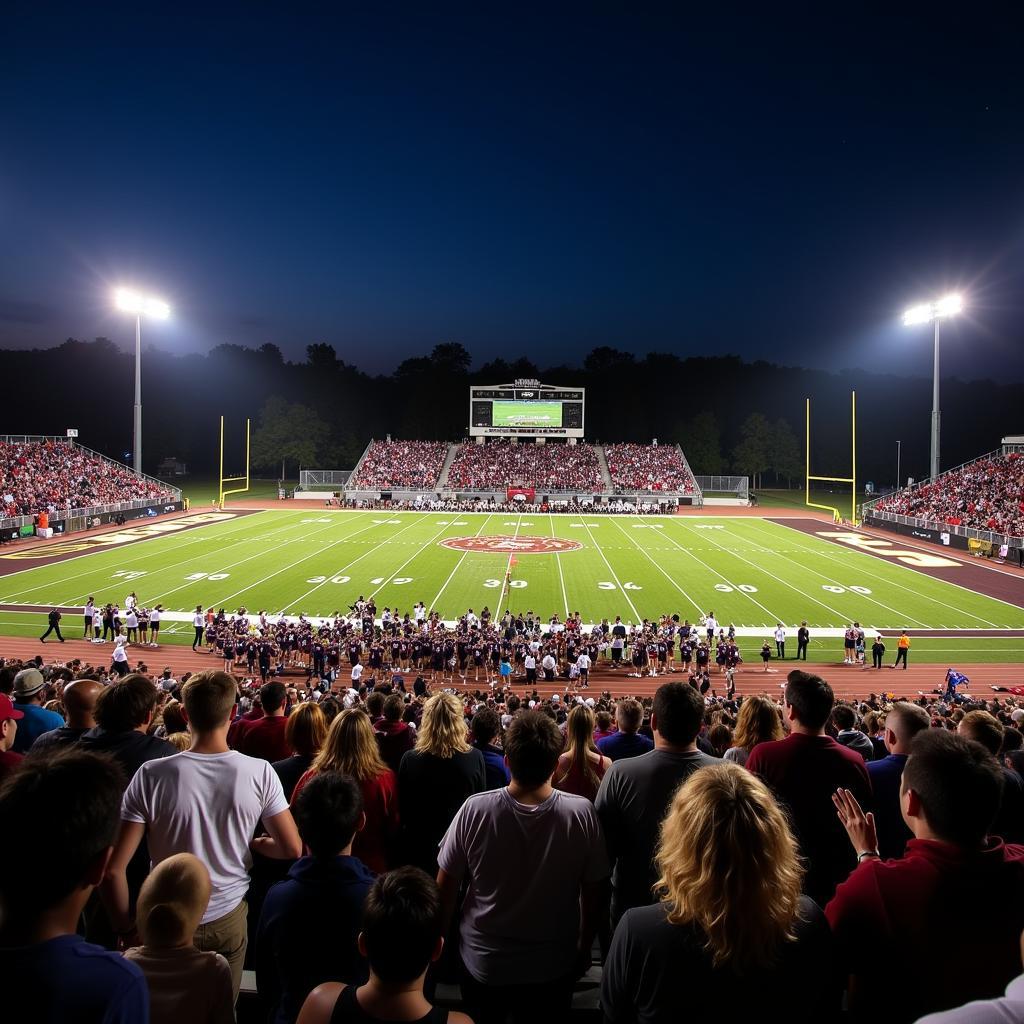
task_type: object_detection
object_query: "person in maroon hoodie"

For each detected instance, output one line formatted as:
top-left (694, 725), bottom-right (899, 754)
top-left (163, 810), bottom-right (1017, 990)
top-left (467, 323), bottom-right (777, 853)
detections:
top-left (745, 670), bottom-right (870, 907)
top-left (239, 682), bottom-right (291, 763)
top-left (374, 694), bottom-right (415, 774)
top-left (827, 728), bottom-right (1024, 1023)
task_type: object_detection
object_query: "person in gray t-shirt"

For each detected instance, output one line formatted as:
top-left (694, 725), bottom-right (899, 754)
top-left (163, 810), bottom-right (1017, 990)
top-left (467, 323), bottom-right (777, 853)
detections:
top-left (438, 710), bottom-right (609, 1023)
top-left (595, 682), bottom-right (717, 923)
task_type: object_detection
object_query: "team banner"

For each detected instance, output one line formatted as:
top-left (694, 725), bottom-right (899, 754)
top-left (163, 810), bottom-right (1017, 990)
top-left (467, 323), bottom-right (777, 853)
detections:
top-left (507, 487), bottom-right (536, 502)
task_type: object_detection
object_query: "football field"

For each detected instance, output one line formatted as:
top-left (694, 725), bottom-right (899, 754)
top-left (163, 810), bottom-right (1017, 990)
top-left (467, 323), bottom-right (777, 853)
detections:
top-left (1, 509), bottom-right (1023, 664)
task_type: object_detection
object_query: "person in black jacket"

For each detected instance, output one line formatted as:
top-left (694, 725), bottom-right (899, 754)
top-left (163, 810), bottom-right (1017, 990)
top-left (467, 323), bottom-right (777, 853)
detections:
top-left (39, 608), bottom-right (65, 643)
top-left (796, 621), bottom-right (810, 661)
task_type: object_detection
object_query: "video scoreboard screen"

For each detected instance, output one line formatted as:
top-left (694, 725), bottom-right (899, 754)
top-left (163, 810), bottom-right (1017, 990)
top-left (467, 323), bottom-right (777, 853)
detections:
top-left (469, 381), bottom-right (585, 437)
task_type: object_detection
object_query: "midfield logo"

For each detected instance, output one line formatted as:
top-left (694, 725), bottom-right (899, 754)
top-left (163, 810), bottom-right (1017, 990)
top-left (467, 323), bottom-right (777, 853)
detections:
top-left (440, 535), bottom-right (583, 554)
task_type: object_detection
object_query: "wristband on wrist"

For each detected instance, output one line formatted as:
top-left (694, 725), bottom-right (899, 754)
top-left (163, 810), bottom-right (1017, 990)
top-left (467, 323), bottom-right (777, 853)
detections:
top-left (857, 849), bottom-right (880, 862)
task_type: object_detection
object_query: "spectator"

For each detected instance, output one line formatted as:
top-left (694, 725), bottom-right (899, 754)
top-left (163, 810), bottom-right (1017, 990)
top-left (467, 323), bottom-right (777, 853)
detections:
top-left (745, 670), bottom-right (872, 906)
top-left (272, 701), bottom-right (327, 799)
top-left (723, 695), bottom-right (782, 766)
top-left (602, 763), bottom-right (838, 1023)
top-left (0, 749), bottom-right (149, 1023)
top-left (594, 709), bottom-right (616, 744)
top-left (597, 699), bottom-right (654, 761)
top-left (238, 681), bottom-right (292, 763)
top-left (832, 704), bottom-right (875, 761)
top-left (554, 703), bottom-right (608, 802)
top-left (296, 867), bottom-right (471, 1024)
top-left (101, 669), bottom-right (302, 1000)
top-left (79, 673), bottom-right (177, 777)
top-left (292, 710), bottom-right (398, 874)
top-left (348, 440), bottom-right (450, 490)
top-left (374, 693), bottom-right (415, 774)
top-left (124, 854), bottom-right (234, 1024)
top-left (446, 439), bottom-right (604, 491)
top-left (398, 692), bottom-right (486, 875)
top-left (29, 678), bottom-right (104, 754)
top-left (828, 729), bottom-right (1024, 1022)
top-left (258, 773), bottom-right (375, 1024)
top-left (603, 443), bottom-right (696, 494)
top-left (958, 710), bottom-right (1024, 844)
top-left (470, 707), bottom-right (511, 790)
top-left (867, 701), bottom-right (930, 860)
top-left (596, 682), bottom-right (717, 923)
top-left (437, 710), bottom-right (609, 1023)
top-left (0, 692), bottom-right (24, 780)
top-left (10, 668), bottom-right (63, 752)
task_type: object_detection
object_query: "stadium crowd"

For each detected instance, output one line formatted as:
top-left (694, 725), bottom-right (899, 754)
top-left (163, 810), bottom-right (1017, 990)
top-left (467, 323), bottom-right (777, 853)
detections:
top-left (446, 441), bottom-right (604, 491)
top-left (3, 600), bottom-right (1024, 1023)
top-left (0, 440), bottom-right (174, 519)
top-left (872, 451), bottom-right (1024, 538)
top-left (339, 497), bottom-right (669, 514)
top-left (348, 440), bottom-right (450, 491)
top-left (604, 443), bottom-right (696, 494)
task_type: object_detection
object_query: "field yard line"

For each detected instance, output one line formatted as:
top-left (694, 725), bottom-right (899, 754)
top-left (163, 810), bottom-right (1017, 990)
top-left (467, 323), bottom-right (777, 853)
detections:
top-left (716, 523), bottom-right (932, 629)
top-left (549, 513), bottom-right (570, 618)
top-left (0, 511), bottom-right (292, 600)
top-left (428, 515), bottom-right (497, 612)
top-left (499, 514), bottom-right (524, 615)
top-left (576, 517), bottom-right (643, 622)
top-left (59, 514), bottom-right (314, 606)
top-left (368, 520), bottom-right (460, 600)
top-left (669, 518), bottom-right (854, 624)
top-left (773, 520), bottom-right (1024, 620)
top-left (667, 520), bottom-right (851, 622)
top-left (145, 515), bottom-right (365, 606)
top-left (275, 515), bottom-right (432, 613)
top-left (607, 517), bottom-right (703, 616)
top-left (653, 523), bottom-right (788, 624)
top-left (740, 519), bottom-right (1003, 628)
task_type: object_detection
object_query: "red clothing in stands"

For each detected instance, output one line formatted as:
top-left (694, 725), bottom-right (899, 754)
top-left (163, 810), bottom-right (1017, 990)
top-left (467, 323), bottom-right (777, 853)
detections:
top-left (238, 714), bottom-right (291, 763)
top-left (826, 838), bottom-right (1024, 1022)
top-left (374, 720), bottom-right (415, 774)
top-left (745, 732), bottom-right (871, 906)
top-left (292, 767), bottom-right (399, 874)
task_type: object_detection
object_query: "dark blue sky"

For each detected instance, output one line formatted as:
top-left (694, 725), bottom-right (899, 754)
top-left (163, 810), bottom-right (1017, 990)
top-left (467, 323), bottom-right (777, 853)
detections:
top-left (3, 6), bottom-right (1023, 377)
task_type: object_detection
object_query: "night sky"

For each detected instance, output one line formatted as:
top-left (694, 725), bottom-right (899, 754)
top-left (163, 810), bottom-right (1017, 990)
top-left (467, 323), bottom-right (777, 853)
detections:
top-left (3, 7), bottom-right (1023, 378)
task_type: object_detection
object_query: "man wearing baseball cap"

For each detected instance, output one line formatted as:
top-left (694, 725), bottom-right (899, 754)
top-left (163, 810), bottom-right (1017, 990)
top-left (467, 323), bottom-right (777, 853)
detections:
top-left (11, 668), bottom-right (64, 754)
top-left (0, 693), bottom-right (25, 780)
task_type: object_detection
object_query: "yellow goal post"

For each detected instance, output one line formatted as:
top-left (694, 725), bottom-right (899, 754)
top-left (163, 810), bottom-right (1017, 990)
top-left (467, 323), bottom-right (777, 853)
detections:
top-left (218, 416), bottom-right (250, 508)
top-left (805, 391), bottom-right (857, 525)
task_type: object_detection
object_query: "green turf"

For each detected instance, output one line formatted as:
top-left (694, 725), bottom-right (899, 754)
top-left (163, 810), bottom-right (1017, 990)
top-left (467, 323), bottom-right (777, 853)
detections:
top-left (0, 511), bottom-right (1021, 661)
top-left (177, 477), bottom-right (297, 506)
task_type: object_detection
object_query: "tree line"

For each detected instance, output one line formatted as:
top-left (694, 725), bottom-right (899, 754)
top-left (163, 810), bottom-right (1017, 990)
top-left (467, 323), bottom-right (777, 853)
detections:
top-left (1, 337), bottom-right (1019, 489)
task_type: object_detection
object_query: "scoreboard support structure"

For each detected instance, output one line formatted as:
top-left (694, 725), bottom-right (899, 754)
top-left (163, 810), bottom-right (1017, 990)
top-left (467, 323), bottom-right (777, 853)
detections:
top-left (805, 391), bottom-right (857, 525)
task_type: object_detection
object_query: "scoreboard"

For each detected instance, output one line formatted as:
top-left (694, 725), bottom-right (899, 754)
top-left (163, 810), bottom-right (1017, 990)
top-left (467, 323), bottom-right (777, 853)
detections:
top-left (469, 380), bottom-right (585, 438)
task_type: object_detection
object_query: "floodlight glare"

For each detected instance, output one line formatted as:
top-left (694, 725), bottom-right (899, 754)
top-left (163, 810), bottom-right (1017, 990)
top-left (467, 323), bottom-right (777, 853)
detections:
top-left (145, 298), bottom-right (170, 320)
top-left (902, 303), bottom-right (932, 326)
top-left (935, 293), bottom-right (962, 318)
top-left (115, 288), bottom-right (144, 314)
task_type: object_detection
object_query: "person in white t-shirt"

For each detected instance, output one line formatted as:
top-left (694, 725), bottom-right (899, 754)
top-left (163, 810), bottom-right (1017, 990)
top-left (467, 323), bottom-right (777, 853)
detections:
top-left (351, 663), bottom-right (364, 686)
top-left (111, 633), bottom-right (130, 677)
top-left (192, 606), bottom-right (205, 651)
top-left (91, 604), bottom-right (103, 641)
top-left (774, 623), bottom-right (787, 660)
top-left (149, 605), bottom-right (162, 647)
top-left (437, 710), bottom-right (609, 1022)
top-left (125, 607), bottom-right (139, 645)
top-left (101, 669), bottom-right (301, 1001)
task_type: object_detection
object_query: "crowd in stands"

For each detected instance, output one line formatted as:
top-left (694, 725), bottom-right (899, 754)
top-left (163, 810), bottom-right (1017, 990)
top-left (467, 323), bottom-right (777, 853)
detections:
top-left (604, 443), bottom-right (696, 494)
top-left (446, 441), bottom-right (604, 491)
top-left (4, 611), bottom-right (1024, 1022)
top-left (348, 440), bottom-right (450, 491)
top-left (0, 440), bottom-right (174, 519)
top-left (340, 496), bottom-right (670, 514)
top-left (872, 451), bottom-right (1024, 537)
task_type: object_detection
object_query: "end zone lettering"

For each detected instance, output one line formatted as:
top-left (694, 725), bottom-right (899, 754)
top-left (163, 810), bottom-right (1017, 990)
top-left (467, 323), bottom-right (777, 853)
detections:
top-left (0, 512), bottom-right (237, 559)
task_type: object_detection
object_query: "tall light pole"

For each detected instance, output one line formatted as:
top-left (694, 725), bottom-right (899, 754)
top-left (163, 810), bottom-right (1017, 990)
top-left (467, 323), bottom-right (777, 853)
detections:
top-left (896, 440), bottom-right (901, 490)
top-left (114, 288), bottom-right (170, 475)
top-left (902, 293), bottom-right (963, 481)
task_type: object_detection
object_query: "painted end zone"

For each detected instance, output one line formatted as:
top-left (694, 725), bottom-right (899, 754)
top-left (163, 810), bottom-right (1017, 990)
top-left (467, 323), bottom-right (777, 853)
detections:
top-left (440, 535), bottom-right (583, 554)
top-left (0, 510), bottom-right (260, 574)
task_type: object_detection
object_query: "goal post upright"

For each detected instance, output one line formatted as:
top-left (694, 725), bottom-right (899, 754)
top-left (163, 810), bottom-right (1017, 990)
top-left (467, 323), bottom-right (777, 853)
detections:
top-left (218, 415), bottom-right (250, 508)
top-left (805, 391), bottom-right (857, 525)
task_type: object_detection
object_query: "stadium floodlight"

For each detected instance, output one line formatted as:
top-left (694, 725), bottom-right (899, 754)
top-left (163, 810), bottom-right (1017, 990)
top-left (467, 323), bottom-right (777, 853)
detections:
top-left (902, 292), bottom-right (964, 482)
top-left (113, 287), bottom-right (172, 476)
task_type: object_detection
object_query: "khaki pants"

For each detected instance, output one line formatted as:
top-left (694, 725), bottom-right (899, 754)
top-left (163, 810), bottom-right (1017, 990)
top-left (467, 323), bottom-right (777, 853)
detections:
top-left (193, 898), bottom-right (247, 1002)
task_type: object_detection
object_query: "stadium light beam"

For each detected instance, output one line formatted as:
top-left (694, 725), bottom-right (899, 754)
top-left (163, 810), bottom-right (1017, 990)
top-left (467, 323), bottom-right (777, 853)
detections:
top-left (114, 288), bottom-right (171, 476)
top-left (902, 293), bottom-right (963, 482)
